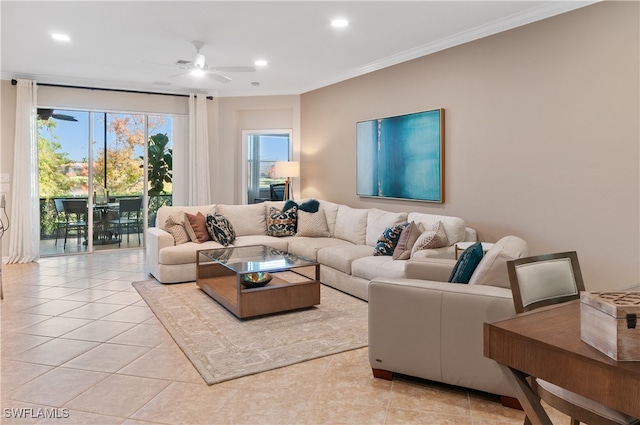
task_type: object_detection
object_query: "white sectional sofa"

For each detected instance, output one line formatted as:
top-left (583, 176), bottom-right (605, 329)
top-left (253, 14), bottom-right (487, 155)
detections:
top-left (146, 199), bottom-right (478, 300)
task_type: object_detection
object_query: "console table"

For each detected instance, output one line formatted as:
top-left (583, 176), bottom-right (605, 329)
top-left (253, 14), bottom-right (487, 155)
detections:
top-left (484, 301), bottom-right (640, 424)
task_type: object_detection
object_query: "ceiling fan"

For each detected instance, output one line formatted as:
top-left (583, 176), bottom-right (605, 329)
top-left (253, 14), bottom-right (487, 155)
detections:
top-left (37, 109), bottom-right (78, 122)
top-left (169, 40), bottom-right (255, 83)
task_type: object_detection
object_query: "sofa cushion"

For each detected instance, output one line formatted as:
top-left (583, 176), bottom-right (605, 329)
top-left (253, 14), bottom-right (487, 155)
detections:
top-left (469, 236), bottom-right (529, 289)
top-left (232, 235), bottom-right (290, 252)
top-left (316, 200), bottom-right (340, 236)
top-left (205, 213), bottom-right (236, 247)
top-left (351, 256), bottom-right (407, 281)
top-left (216, 203), bottom-right (267, 236)
top-left (266, 206), bottom-right (297, 237)
top-left (318, 245), bottom-right (374, 274)
top-left (393, 221), bottom-right (424, 260)
top-left (185, 212), bottom-right (210, 243)
top-left (164, 212), bottom-right (190, 245)
top-left (407, 212), bottom-right (466, 245)
top-left (159, 240), bottom-right (225, 265)
top-left (449, 242), bottom-right (483, 284)
top-left (296, 210), bottom-right (330, 237)
top-left (366, 209), bottom-right (408, 246)
top-left (287, 237), bottom-right (353, 261)
top-left (374, 223), bottom-right (408, 256)
top-left (411, 221), bottom-right (449, 256)
top-left (334, 205), bottom-right (368, 245)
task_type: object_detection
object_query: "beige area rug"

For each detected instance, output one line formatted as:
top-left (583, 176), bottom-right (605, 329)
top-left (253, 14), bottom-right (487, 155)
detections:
top-left (132, 279), bottom-right (368, 385)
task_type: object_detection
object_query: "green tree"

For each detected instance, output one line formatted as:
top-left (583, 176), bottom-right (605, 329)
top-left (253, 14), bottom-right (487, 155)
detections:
top-left (146, 133), bottom-right (172, 196)
top-left (38, 120), bottom-right (74, 197)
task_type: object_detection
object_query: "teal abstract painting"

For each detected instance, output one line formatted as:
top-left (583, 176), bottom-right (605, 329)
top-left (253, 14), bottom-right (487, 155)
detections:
top-left (356, 108), bottom-right (444, 203)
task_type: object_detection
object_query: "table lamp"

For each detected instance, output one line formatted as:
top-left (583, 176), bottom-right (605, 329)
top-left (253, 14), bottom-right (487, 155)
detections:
top-left (273, 161), bottom-right (300, 201)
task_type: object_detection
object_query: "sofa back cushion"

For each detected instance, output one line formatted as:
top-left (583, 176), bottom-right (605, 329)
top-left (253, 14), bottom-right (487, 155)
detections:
top-left (366, 209), bottom-right (408, 247)
top-left (157, 205), bottom-right (216, 229)
top-left (334, 205), bottom-right (368, 245)
top-left (316, 200), bottom-right (340, 236)
top-left (468, 236), bottom-right (529, 288)
top-left (407, 212), bottom-right (466, 245)
top-left (216, 203), bottom-right (267, 236)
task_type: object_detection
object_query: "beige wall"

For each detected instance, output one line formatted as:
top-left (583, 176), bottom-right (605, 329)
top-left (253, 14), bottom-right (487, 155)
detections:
top-left (300, 2), bottom-right (640, 291)
top-left (216, 95), bottom-right (301, 204)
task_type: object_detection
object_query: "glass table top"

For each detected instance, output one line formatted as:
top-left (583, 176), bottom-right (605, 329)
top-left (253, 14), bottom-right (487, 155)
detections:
top-left (198, 245), bottom-right (317, 274)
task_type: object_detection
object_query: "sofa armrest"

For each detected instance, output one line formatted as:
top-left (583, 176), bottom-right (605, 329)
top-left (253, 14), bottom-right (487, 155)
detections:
top-left (405, 258), bottom-right (456, 281)
top-left (368, 277), bottom-right (516, 397)
top-left (146, 227), bottom-right (174, 280)
top-left (464, 227), bottom-right (477, 242)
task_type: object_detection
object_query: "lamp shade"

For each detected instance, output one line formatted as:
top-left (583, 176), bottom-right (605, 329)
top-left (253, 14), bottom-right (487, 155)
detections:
top-left (273, 161), bottom-right (300, 178)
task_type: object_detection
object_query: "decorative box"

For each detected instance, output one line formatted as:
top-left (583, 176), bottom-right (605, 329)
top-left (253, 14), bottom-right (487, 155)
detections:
top-left (580, 291), bottom-right (640, 361)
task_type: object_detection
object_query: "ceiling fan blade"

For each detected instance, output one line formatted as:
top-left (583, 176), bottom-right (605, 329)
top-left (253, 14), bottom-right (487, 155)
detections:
top-left (167, 72), bottom-right (188, 79)
top-left (52, 113), bottom-right (78, 122)
top-left (208, 73), bottom-right (232, 83)
top-left (210, 66), bottom-right (256, 73)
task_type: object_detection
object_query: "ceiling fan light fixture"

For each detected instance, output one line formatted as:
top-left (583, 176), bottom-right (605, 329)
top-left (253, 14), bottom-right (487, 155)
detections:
top-left (190, 68), bottom-right (205, 77)
top-left (51, 33), bottom-right (71, 42)
top-left (193, 52), bottom-right (206, 68)
top-left (254, 59), bottom-right (268, 67)
top-left (331, 18), bottom-right (349, 28)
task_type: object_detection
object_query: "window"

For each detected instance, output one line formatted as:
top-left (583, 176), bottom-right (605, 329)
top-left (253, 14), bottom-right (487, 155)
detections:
top-left (244, 130), bottom-right (292, 204)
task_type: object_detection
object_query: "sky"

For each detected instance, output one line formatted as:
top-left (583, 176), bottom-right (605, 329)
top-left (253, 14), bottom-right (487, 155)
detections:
top-left (40, 110), bottom-right (173, 162)
top-left (41, 110), bottom-right (289, 163)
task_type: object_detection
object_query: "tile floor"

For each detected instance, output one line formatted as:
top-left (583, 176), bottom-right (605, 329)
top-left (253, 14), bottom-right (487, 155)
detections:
top-left (1, 249), bottom-right (569, 425)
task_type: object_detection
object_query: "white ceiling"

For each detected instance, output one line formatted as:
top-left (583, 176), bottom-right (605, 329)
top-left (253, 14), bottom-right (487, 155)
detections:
top-left (1, 1), bottom-right (595, 97)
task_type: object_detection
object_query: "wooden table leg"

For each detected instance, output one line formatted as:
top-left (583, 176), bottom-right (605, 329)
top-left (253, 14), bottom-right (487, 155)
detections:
top-left (498, 364), bottom-right (553, 425)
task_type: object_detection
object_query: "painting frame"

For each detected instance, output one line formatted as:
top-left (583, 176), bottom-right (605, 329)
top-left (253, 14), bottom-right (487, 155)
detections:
top-left (356, 108), bottom-right (445, 203)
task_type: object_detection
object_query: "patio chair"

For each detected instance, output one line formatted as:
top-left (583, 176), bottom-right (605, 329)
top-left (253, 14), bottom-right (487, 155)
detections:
top-left (62, 199), bottom-right (88, 248)
top-left (108, 197), bottom-right (143, 246)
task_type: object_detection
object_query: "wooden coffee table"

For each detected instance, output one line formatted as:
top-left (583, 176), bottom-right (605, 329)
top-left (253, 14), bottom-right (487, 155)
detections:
top-left (196, 245), bottom-right (320, 319)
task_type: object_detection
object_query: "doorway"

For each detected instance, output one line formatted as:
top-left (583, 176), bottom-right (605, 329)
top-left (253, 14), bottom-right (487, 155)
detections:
top-left (38, 108), bottom-right (173, 255)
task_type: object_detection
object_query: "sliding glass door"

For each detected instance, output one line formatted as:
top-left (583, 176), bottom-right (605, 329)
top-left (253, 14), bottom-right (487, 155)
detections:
top-left (38, 108), bottom-right (173, 255)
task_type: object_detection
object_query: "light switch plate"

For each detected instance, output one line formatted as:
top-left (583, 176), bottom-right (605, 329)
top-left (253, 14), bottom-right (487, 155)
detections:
top-left (0, 183), bottom-right (9, 192)
top-left (0, 174), bottom-right (9, 183)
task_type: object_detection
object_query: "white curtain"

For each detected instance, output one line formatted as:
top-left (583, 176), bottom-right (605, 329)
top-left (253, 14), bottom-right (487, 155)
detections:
top-left (8, 80), bottom-right (39, 263)
top-left (187, 94), bottom-right (211, 205)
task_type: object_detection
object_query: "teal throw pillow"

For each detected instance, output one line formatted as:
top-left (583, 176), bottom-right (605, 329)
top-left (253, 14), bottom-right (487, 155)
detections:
top-left (448, 242), bottom-right (483, 284)
top-left (299, 199), bottom-right (319, 213)
top-left (373, 223), bottom-right (409, 256)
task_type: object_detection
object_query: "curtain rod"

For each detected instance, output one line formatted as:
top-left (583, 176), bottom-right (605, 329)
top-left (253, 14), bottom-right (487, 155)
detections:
top-left (10, 79), bottom-right (213, 100)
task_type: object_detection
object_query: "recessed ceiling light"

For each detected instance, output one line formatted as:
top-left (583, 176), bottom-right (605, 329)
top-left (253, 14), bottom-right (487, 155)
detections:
top-left (254, 60), bottom-right (268, 67)
top-left (331, 19), bottom-right (349, 28)
top-left (51, 33), bottom-right (70, 42)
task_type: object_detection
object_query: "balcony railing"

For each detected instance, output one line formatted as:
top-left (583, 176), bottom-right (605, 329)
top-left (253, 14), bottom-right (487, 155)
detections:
top-left (39, 194), bottom-right (172, 240)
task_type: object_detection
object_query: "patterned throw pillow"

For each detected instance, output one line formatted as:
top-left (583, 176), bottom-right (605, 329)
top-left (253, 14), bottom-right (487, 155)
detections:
top-left (185, 212), bottom-right (210, 243)
top-left (449, 242), bottom-right (484, 284)
top-left (411, 221), bottom-right (449, 256)
top-left (267, 206), bottom-right (297, 237)
top-left (296, 210), bottom-right (330, 237)
top-left (164, 212), bottom-right (190, 245)
top-left (205, 213), bottom-right (236, 246)
top-left (373, 223), bottom-right (409, 256)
